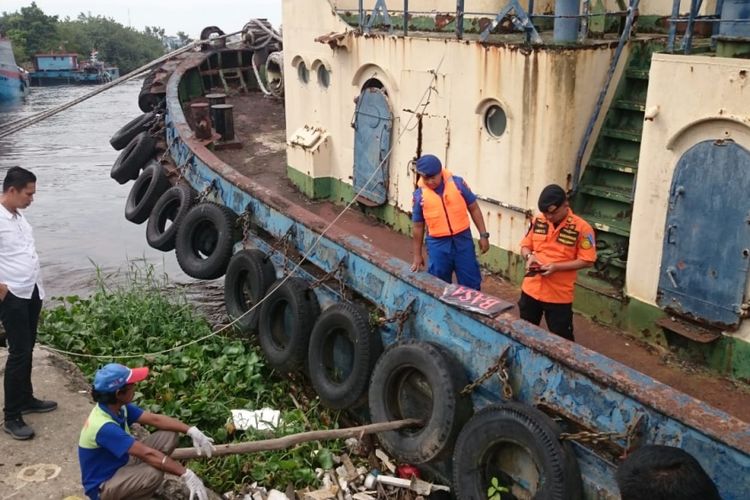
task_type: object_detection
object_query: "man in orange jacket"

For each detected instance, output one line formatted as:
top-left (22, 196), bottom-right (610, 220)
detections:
top-left (519, 184), bottom-right (596, 341)
top-left (410, 154), bottom-right (490, 290)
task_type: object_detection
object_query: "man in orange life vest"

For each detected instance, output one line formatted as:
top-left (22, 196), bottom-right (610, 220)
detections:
top-left (410, 154), bottom-right (490, 290)
top-left (519, 184), bottom-right (596, 341)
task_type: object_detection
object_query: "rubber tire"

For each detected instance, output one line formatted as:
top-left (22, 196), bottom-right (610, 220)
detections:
top-left (258, 277), bottom-right (320, 374)
top-left (224, 249), bottom-right (277, 334)
top-left (110, 131), bottom-right (156, 184)
top-left (368, 340), bottom-right (473, 464)
top-left (175, 202), bottom-right (238, 280)
top-left (146, 184), bottom-right (196, 251)
top-left (452, 403), bottom-right (583, 500)
top-left (110, 112), bottom-right (155, 150)
top-left (124, 162), bottom-right (170, 224)
top-left (308, 302), bottom-right (382, 410)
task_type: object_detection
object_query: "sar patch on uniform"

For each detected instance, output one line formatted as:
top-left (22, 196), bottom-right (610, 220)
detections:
top-left (557, 227), bottom-right (579, 246)
top-left (533, 219), bottom-right (549, 234)
top-left (581, 233), bottom-right (595, 249)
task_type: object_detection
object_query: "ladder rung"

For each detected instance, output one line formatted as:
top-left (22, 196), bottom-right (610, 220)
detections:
top-left (579, 185), bottom-right (634, 204)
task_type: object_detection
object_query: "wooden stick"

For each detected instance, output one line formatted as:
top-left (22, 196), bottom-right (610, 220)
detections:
top-left (171, 418), bottom-right (421, 460)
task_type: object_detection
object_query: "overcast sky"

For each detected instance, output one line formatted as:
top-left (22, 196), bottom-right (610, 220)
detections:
top-left (2, 0), bottom-right (283, 38)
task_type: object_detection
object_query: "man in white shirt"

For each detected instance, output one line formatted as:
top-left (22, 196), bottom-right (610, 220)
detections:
top-left (0, 167), bottom-right (57, 440)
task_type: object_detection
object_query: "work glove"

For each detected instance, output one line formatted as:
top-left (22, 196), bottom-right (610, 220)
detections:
top-left (187, 426), bottom-right (215, 458)
top-left (181, 468), bottom-right (209, 500)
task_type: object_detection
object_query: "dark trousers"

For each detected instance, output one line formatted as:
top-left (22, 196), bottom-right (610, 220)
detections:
top-left (518, 291), bottom-right (574, 341)
top-left (1, 286), bottom-right (42, 421)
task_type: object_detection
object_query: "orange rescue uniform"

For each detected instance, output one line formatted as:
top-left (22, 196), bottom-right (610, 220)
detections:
top-left (418, 170), bottom-right (471, 237)
top-left (520, 209), bottom-right (596, 303)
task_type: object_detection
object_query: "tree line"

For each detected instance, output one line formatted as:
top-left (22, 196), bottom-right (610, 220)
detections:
top-left (0, 2), bottom-right (192, 74)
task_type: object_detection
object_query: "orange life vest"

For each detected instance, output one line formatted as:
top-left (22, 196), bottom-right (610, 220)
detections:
top-left (418, 169), bottom-right (471, 237)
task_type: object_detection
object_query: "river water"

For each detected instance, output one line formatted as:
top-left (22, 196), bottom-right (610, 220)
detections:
top-left (0, 81), bottom-right (191, 299)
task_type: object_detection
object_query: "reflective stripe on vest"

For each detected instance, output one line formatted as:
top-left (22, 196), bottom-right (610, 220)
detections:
top-left (79, 404), bottom-right (131, 449)
top-left (418, 169), bottom-right (470, 237)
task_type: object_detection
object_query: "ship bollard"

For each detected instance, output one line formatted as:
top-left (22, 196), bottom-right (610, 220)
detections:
top-left (190, 102), bottom-right (212, 140)
top-left (211, 104), bottom-right (235, 142)
top-left (205, 93), bottom-right (227, 130)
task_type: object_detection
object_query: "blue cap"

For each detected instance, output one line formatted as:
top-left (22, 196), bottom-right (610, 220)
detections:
top-left (416, 154), bottom-right (442, 177)
top-left (93, 363), bottom-right (149, 392)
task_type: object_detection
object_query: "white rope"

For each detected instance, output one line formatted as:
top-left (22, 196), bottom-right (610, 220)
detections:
top-left (44, 52), bottom-right (447, 361)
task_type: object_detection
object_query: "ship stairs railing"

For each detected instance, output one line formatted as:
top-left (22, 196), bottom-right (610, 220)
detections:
top-left (666, 0), bottom-right (750, 54)
top-left (339, 0), bottom-right (635, 43)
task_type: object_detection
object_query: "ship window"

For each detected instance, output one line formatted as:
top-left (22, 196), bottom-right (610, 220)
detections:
top-left (317, 66), bottom-right (330, 88)
top-left (298, 62), bottom-right (309, 84)
top-left (484, 104), bottom-right (507, 138)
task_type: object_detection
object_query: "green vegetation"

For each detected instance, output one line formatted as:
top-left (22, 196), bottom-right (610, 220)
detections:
top-left (488, 477), bottom-right (510, 500)
top-left (0, 2), bottom-right (190, 73)
top-left (38, 264), bottom-right (343, 492)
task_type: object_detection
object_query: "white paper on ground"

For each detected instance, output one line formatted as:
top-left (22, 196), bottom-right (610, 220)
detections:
top-left (231, 408), bottom-right (282, 431)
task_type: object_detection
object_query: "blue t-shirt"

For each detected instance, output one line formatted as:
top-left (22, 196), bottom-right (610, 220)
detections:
top-left (411, 175), bottom-right (477, 225)
top-left (79, 403), bottom-right (144, 499)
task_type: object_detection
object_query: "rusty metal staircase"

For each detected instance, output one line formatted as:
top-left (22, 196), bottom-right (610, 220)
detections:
top-left (572, 42), bottom-right (664, 293)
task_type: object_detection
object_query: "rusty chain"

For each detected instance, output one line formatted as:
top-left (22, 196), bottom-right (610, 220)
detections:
top-left (560, 413), bottom-right (645, 450)
top-left (377, 299), bottom-right (416, 341)
top-left (266, 227), bottom-right (296, 273)
top-left (460, 345), bottom-right (512, 399)
top-left (196, 180), bottom-right (216, 203)
top-left (559, 430), bottom-right (625, 445)
top-left (309, 259), bottom-right (346, 290)
top-left (237, 209), bottom-right (253, 242)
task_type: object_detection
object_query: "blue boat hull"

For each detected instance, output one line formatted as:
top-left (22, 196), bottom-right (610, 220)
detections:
top-left (0, 70), bottom-right (27, 102)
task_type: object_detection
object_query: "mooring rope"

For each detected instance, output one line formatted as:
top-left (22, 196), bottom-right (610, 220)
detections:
top-left (0, 31), bottom-right (241, 140)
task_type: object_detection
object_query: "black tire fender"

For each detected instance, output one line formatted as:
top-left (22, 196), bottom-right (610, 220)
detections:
top-left (110, 112), bottom-right (155, 150)
top-left (124, 161), bottom-right (170, 224)
top-left (368, 341), bottom-right (473, 464)
top-left (452, 403), bottom-right (583, 500)
top-left (110, 131), bottom-right (156, 184)
top-left (224, 249), bottom-right (277, 334)
top-left (146, 184), bottom-right (196, 251)
top-left (308, 302), bottom-right (383, 410)
top-left (175, 202), bottom-right (238, 280)
top-left (258, 277), bottom-right (320, 373)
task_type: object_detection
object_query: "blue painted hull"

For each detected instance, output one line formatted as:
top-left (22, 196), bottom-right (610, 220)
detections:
top-left (0, 72), bottom-right (27, 101)
top-left (158, 50), bottom-right (750, 499)
top-left (29, 67), bottom-right (119, 86)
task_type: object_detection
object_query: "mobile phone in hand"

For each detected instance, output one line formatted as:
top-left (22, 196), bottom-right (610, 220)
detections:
top-left (525, 264), bottom-right (542, 277)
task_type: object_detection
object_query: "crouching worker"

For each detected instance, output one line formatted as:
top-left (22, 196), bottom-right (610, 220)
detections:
top-left (78, 363), bottom-right (214, 500)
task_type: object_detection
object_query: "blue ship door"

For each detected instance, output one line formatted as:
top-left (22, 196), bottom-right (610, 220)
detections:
top-left (353, 88), bottom-right (392, 206)
top-left (657, 140), bottom-right (750, 329)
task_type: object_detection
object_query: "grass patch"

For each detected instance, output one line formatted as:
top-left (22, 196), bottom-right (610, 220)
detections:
top-left (38, 263), bottom-right (343, 493)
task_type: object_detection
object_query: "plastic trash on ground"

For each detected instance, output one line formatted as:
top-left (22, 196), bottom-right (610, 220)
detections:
top-left (231, 408), bottom-right (281, 431)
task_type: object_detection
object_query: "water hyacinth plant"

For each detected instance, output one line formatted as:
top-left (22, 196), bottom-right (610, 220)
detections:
top-left (38, 262), bottom-right (343, 492)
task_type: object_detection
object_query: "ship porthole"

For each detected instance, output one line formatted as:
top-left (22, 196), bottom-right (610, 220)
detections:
top-left (484, 104), bottom-right (507, 138)
top-left (298, 62), bottom-right (309, 84)
top-left (317, 66), bottom-right (330, 88)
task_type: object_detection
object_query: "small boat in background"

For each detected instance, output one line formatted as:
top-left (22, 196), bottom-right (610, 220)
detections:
top-left (29, 50), bottom-right (119, 86)
top-left (0, 38), bottom-right (29, 102)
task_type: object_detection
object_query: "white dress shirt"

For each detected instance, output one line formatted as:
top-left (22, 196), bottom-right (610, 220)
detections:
top-left (0, 203), bottom-right (45, 300)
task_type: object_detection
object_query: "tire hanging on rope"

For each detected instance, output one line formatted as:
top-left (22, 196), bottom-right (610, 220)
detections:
top-left (109, 112), bottom-right (155, 150)
top-left (368, 340), bottom-right (473, 464)
top-left (110, 131), bottom-right (156, 184)
top-left (258, 277), bottom-right (320, 374)
top-left (224, 249), bottom-right (277, 334)
top-left (308, 302), bottom-right (383, 410)
top-left (452, 403), bottom-right (583, 500)
top-left (174, 202), bottom-right (238, 280)
top-left (146, 183), bottom-right (196, 251)
top-left (124, 161), bottom-right (170, 224)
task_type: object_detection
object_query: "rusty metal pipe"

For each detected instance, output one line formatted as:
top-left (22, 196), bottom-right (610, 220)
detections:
top-left (205, 93), bottom-right (226, 131)
top-left (190, 102), bottom-right (212, 140)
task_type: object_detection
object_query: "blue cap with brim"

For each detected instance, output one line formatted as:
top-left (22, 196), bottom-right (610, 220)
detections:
top-left (93, 363), bottom-right (149, 392)
top-left (416, 154), bottom-right (442, 177)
